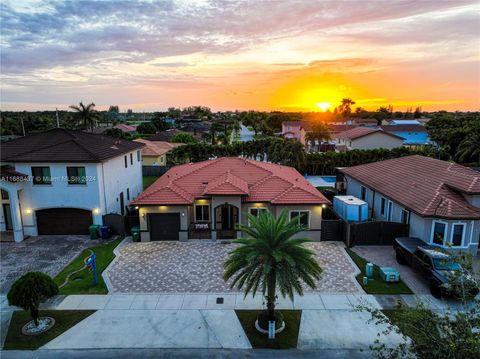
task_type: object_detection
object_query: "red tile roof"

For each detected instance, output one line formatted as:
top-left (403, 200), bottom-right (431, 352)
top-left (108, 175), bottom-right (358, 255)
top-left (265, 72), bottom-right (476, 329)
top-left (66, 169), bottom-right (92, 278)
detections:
top-left (134, 139), bottom-right (183, 157)
top-left (340, 155), bottom-right (480, 219)
top-left (203, 171), bottom-right (250, 195)
top-left (334, 127), bottom-right (404, 140)
top-left (114, 124), bottom-right (137, 133)
top-left (133, 157), bottom-right (330, 205)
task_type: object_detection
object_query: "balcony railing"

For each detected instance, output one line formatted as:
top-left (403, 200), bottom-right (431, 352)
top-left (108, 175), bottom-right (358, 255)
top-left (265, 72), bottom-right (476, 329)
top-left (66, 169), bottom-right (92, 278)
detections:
top-left (188, 222), bottom-right (212, 239)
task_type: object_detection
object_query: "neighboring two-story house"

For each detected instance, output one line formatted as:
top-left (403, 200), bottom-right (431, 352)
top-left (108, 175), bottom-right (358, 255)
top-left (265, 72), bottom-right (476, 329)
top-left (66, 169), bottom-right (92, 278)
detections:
top-left (334, 127), bottom-right (405, 151)
top-left (0, 129), bottom-right (144, 241)
top-left (339, 155), bottom-right (480, 253)
top-left (132, 157), bottom-right (330, 242)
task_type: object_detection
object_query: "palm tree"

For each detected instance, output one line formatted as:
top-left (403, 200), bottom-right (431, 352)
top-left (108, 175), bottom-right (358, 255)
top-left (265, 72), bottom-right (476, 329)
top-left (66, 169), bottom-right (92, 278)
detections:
top-left (305, 122), bottom-right (331, 152)
top-left (338, 98), bottom-right (356, 130)
top-left (224, 209), bottom-right (322, 328)
top-left (455, 127), bottom-right (480, 164)
top-left (69, 102), bottom-right (98, 132)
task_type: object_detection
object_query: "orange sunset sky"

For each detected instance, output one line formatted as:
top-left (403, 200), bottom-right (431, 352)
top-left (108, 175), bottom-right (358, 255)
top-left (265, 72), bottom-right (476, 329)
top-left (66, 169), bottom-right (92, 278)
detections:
top-left (1, 0), bottom-right (479, 112)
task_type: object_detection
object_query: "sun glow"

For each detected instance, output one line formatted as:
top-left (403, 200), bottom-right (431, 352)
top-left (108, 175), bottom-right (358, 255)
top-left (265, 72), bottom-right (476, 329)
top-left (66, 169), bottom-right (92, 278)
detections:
top-left (316, 102), bottom-right (331, 111)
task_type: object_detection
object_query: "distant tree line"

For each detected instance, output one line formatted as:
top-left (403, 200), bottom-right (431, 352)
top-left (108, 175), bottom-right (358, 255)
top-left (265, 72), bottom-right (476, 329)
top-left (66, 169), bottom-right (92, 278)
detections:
top-left (168, 137), bottom-right (445, 175)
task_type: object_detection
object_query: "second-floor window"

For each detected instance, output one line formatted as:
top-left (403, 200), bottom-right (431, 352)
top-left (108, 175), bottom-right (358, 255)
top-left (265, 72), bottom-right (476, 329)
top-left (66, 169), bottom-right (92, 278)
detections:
top-left (67, 167), bottom-right (86, 185)
top-left (124, 155), bottom-right (128, 168)
top-left (130, 153), bottom-right (133, 165)
top-left (137, 150), bottom-right (141, 162)
top-left (127, 188), bottom-right (130, 200)
top-left (32, 167), bottom-right (51, 185)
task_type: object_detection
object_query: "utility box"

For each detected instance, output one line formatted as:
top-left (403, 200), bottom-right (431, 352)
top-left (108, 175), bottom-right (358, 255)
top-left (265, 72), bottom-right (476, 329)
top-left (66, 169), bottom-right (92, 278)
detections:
top-left (380, 267), bottom-right (400, 282)
top-left (333, 196), bottom-right (368, 222)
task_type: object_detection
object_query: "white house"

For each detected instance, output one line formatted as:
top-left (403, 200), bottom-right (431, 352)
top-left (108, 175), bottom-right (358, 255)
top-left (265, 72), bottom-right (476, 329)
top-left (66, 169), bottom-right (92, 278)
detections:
top-left (0, 129), bottom-right (144, 241)
top-left (334, 127), bottom-right (405, 151)
top-left (339, 155), bottom-right (480, 254)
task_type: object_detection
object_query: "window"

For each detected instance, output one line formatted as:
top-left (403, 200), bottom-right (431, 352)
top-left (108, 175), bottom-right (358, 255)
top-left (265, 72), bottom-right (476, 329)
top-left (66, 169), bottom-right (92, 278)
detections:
top-left (401, 209), bottom-right (410, 225)
top-left (290, 210), bottom-right (310, 228)
top-left (249, 207), bottom-right (267, 217)
top-left (31, 167), bottom-right (51, 185)
top-left (124, 155), bottom-right (127, 168)
top-left (1, 189), bottom-right (8, 200)
top-left (381, 198), bottom-right (386, 215)
top-left (195, 204), bottom-right (210, 222)
top-left (450, 223), bottom-right (465, 247)
top-left (432, 221), bottom-right (447, 245)
top-left (127, 188), bottom-right (130, 201)
top-left (137, 150), bottom-right (141, 162)
top-left (66, 167), bottom-right (86, 185)
top-left (360, 186), bottom-right (367, 201)
top-left (130, 153), bottom-right (133, 165)
top-left (387, 201), bottom-right (393, 221)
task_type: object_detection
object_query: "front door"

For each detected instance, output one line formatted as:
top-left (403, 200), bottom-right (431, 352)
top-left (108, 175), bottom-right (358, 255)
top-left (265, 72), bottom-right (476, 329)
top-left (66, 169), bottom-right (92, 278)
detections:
top-left (3, 204), bottom-right (12, 230)
top-left (221, 206), bottom-right (233, 229)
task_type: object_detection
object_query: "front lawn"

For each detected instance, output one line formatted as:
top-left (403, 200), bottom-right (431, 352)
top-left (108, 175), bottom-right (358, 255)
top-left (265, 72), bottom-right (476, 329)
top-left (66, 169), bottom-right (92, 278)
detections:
top-left (346, 248), bottom-right (413, 295)
top-left (143, 175), bottom-right (159, 189)
top-left (3, 310), bottom-right (94, 350)
top-left (54, 238), bottom-right (122, 295)
top-left (235, 310), bottom-right (301, 349)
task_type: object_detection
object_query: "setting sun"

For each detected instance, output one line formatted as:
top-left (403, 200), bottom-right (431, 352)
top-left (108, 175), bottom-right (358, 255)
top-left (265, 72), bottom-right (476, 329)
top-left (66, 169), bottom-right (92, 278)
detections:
top-left (316, 102), bottom-right (331, 112)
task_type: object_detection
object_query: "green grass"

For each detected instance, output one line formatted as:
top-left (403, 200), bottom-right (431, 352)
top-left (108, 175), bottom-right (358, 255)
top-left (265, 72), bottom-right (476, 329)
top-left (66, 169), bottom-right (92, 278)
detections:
top-left (54, 238), bottom-right (122, 295)
top-left (3, 310), bottom-right (95, 350)
top-left (143, 175), bottom-right (159, 189)
top-left (346, 248), bottom-right (413, 295)
top-left (235, 310), bottom-right (301, 349)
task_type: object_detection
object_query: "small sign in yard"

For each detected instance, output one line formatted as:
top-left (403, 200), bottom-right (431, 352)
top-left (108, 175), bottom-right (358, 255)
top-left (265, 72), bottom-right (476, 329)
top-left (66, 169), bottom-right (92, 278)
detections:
top-left (86, 253), bottom-right (98, 286)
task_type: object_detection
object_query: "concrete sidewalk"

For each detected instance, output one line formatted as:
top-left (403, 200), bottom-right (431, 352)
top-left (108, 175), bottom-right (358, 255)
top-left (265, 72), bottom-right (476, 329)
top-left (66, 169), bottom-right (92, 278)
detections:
top-left (53, 293), bottom-right (381, 311)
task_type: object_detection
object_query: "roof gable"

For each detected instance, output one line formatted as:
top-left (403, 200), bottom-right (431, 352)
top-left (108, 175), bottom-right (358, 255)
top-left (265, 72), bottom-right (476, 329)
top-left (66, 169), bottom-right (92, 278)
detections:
top-left (133, 157), bottom-right (330, 205)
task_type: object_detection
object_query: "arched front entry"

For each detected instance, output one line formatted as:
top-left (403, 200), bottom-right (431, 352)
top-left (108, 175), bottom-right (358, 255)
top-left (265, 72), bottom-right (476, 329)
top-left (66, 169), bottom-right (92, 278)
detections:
top-left (214, 203), bottom-right (239, 239)
top-left (36, 208), bottom-right (93, 235)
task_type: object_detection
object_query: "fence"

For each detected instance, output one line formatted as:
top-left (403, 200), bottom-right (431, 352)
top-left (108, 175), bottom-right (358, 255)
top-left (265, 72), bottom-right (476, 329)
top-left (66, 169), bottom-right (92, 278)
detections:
top-left (321, 219), bottom-right (343, 241)
top-left (142, 166), bottom-right (168, 176)
top-left (345, 221), bottom-right (409, 247)
top-left (103, 213), bottom-right (139, 236)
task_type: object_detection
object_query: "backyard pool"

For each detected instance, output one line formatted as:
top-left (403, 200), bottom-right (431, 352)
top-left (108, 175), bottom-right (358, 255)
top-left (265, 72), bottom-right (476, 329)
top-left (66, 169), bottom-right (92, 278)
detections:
top-left (305, 176), bottom-right (336, 188)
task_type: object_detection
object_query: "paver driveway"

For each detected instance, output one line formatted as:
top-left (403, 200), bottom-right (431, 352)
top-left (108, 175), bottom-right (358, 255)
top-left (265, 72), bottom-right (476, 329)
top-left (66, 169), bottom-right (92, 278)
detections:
top-left (0, 235), bottom-right (105, 294)
top-left (106, 241), bottom-right (361, 293)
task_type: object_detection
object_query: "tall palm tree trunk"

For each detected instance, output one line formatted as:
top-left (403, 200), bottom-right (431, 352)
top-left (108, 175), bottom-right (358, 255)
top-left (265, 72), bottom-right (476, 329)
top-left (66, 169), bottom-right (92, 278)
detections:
top-left (267, 270), bottom-right (276, 322)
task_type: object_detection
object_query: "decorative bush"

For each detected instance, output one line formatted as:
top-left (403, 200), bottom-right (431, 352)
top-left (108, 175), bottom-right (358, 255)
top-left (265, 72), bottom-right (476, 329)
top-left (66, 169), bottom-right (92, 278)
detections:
top-left (7, 272), bottom-right (59, 326)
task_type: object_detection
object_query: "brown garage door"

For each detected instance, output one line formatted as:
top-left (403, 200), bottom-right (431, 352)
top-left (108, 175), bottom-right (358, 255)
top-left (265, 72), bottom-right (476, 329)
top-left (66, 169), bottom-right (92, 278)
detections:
top-left (36, 208), bottom-right (93, 235)
top-left (149, 213), bottom-right (180, 241)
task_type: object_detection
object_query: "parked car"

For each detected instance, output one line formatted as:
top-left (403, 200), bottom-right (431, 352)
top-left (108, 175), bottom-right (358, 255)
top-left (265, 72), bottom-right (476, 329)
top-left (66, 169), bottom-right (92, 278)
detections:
top-left (394, 237), bottom-right (479, 299)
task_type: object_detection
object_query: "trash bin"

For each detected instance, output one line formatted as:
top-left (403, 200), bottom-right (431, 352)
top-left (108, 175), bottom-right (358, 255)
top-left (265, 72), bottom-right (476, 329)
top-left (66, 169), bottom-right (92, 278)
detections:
top-left (131, 225), bottom-right (140, 242)
top-left (89, 225), bottom-right (101, 240)
top-left (100, 225), bottom-right (110, 239)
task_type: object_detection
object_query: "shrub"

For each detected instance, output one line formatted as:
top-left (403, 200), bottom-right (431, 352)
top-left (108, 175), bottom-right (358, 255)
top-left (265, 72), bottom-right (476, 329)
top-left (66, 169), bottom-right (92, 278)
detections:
top-left (7, 272), bottom-right (59, 326)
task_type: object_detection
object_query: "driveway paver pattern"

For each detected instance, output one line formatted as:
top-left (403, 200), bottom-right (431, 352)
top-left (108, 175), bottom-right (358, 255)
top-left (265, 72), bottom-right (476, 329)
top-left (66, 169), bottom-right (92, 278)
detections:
top-left (0, 235), bottom-right (106, 294)
top-left (352, 246), bottom-right (430, 294)
top-left (106, 241), bottom-right (361, 293)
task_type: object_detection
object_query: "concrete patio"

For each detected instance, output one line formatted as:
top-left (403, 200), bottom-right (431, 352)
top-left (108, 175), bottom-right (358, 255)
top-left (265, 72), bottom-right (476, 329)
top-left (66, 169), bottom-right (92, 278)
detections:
top-left (105, 240), bottom-right (362, 293)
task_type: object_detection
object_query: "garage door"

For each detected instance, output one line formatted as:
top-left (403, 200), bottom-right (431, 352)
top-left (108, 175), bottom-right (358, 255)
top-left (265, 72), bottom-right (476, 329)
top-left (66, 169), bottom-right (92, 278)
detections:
top-left (149, 213), bottom-right (180, 241)
top-left (36, 208), bottom-right (92, 235)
